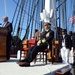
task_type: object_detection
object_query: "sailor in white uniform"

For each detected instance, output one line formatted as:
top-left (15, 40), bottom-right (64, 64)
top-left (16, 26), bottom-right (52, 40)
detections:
top-left (60, 30), bottom-right (70, 64)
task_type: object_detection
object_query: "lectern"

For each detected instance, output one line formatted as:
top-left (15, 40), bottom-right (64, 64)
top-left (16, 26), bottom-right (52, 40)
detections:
top-left (0, 27), bottom-right (8, 61)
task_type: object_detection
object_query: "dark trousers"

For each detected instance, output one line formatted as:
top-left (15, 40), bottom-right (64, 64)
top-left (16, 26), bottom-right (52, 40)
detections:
top-left (73, 50), bottom-right (75, 66)
top-left (25, 44), bottom-right (48, 62)
top-left (6, 34), bottom-right (11, 60)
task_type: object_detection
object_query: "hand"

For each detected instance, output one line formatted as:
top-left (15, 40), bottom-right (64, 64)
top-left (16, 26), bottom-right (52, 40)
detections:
top-left (37, 40), bottom-right (41, 46)
top-left (42, 38), bottom-right (46, 43)
top-left (46, 32), bottom-right (50, 37)
top-left (74, 51), bottom-right (75, 55)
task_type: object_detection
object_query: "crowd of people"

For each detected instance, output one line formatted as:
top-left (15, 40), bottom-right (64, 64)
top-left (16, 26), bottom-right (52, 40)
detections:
top-left (16, 22), bottom-right (75, 67)
top-left (1, 16), bottom-right (75, 67)
top-left (58, 29), bottom-right (75, 65)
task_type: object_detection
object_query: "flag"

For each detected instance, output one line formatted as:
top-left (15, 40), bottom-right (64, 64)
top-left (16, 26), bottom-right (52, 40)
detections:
top-left (70, 16), bottom-right (75, 24)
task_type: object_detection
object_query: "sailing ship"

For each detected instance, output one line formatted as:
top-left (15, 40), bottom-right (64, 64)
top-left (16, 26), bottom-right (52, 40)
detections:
top-left (0, 0), bottom-right (74, 61)
top-left (0, 0), bottom-right (75, 75)
top-left (10, 0), bottom-right (75, 56)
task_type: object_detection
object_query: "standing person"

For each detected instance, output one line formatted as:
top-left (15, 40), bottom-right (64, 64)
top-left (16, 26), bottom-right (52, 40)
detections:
top-left (2, 16), bottom-right (12, 60)
top-left (68, 31), bottom-right (74, 64)
top-left (59, 29), bottom-right (71, 64)
top-left (33, 29), bottom-right (40, 41)
top-left (72, 32), bottom-right (75, 66)
top-left (17, 22), bottom-right (54, 67)
top-left (69, 31), bottom-right (73, 50)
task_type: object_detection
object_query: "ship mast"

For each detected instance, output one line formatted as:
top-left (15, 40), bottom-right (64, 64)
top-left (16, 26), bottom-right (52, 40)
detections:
top-left (40, 0), bottom-right (56, 38)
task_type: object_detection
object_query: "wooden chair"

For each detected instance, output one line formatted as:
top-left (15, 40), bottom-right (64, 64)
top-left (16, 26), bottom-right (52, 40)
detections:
top-left (27, 38), bottom-right (48, 64)
top-left (20, 38), bottom-right (36, 60)
top-left (37, 38), bottom-right (59, 64)
top-left (34, 48), bottom-right (49, 64)
top-left (34, 45), bottom-right (49, 64)
top-left (51, 39), bottom-right (59, 64)
top-left (20, 38), bottom-right (59, 64)
top-left (29, 38), bottom-right (36, 47)
top-left (20, 40), bottom-right (29, 60)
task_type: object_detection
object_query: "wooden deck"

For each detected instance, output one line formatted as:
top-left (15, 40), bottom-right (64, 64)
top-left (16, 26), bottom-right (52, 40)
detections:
top-left (0, 57), bottom-right (72, 75)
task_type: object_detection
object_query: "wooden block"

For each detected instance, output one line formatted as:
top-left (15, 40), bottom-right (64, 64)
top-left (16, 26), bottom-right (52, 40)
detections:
top-left (56, 68), bottom-right (70, 75)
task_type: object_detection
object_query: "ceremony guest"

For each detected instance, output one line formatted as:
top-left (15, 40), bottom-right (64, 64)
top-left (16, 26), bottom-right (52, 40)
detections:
top-left (2, 16), bottom-right (12, 60)
top-left (17, 22), bottom-right (54, 67)
top-left (72, 32), bottom-right (75, 66)
top-left (33, 29), bottom-right (40, 41)
top-left (59, 29), bottom-right (71, 64)
top-left (68, 31), bottom-right (73, 50)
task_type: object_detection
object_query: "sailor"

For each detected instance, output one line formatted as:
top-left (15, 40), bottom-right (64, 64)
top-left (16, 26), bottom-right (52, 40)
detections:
top-left (17, 22), bottom-right (54, 67)
top-left (59, 29), bottom-right (71, 64)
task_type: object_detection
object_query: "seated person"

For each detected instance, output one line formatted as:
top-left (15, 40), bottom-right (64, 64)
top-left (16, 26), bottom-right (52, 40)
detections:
top-left (17, 22), bottom-right (54, 67)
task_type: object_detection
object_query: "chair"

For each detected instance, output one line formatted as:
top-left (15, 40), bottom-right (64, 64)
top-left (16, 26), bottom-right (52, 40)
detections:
top-left (29, 38), bottom-right (36, 47)
top-left (20, 40), bottom-right (29, 60)
top-left (51, 39), bottom-right (59, 64)
top-left (33, 49), bottom-right (49, 64)
top-left (19, 38), bottom-right (36, 60)
top-left (35, 38), bottom-right (59, 64)
top-left (26, 38), bottom-right (48, 64)
top-left (39, 49), bottom-right (49, 64)
top-left (20, 38), bottom-right (58, 64)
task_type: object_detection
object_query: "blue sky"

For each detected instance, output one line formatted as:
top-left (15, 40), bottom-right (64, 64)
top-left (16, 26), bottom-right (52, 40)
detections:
top-left (0, 0), bottom-right (42, 40)
top-left (0, 0), bottom-right (17, 25)
top-left (0, 0), bottom-right (75, 39)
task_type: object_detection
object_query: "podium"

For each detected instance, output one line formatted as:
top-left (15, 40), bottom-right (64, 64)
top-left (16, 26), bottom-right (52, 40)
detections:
top-left (0, 27), bottom-right (8, 61)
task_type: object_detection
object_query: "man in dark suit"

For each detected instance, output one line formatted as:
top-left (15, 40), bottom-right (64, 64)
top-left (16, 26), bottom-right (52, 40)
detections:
top-left (2, 16), bottom-right (12, 60)
top-left (17, 22), bottom-right (54, 67)
top-left (59, 29), bottom-right (71, 64)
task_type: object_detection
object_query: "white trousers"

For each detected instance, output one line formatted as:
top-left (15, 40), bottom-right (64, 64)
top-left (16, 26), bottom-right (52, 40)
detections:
top-left (61, 47), bottom-right (69, 64)
top-left (69, 48), bottom-right (74, 64)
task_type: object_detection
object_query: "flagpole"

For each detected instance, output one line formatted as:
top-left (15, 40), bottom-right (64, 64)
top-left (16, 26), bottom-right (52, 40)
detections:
top-left (4, 0), bottom-right (7, 15)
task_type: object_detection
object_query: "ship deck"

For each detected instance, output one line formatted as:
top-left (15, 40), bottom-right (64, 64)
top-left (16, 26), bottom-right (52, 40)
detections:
top-left (0, 57), bottom-right (72, 75)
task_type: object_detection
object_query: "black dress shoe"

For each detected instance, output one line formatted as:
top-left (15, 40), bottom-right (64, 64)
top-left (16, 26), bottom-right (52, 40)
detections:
top-left (19, 59), bottom-right (26, 62)
top-left (72, 62), bottom-right (75, 66)
top-left (19, 62), bottom-right (30, 67)
top-left (17, 59), bottom-right (27, 64)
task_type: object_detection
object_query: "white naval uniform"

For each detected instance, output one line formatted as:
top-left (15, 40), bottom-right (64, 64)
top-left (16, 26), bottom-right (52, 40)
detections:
top-left (60, 35), bottom-right (69, 64)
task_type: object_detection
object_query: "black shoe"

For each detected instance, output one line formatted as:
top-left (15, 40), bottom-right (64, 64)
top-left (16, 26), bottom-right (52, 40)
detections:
top-left (70, 63), bottom-right (75, 67)
top-left (20, 59), bottom-right (26, 62)
top-left (72, 62), bottom-right (75, 66)
top-left (17, 59), bottom-right (28, 64)
top-left (19, 62), bottom-right (30, 67)
top-left (7, 57), bottom-right (10, 60)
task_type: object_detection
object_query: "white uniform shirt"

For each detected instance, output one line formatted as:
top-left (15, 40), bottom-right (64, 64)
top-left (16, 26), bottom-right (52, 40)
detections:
top-left (62, 35), bottom-right (66, 47)
top-left (3, 22), bottom-right (7, 27)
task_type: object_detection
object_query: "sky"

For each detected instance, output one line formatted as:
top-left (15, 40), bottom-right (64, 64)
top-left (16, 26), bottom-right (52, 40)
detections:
top-left (0, 0), bottom-right (75, 39)
top-left (0, 0), bottom-right (43, 40)
top-left (0, 0), bottom-right (73, 27)
top-left (0, 0), bottom-right (17, 25)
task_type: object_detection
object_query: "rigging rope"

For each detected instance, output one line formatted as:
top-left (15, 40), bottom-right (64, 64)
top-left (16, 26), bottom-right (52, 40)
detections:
top-left (12, 0), bottom-right (20, 24)
top-left (12, 0), bottom-right (22, 35)
top-left (19, 0), bottom-right (28, 38)
top-left (16, 0), bottom-right (25, 37)
top-left (22, 0), bottom-right (40, 40)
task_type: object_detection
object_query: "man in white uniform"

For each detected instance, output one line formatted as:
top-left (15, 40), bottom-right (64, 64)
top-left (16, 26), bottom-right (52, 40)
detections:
top-left (59, 29), bottom-right (71, 64)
